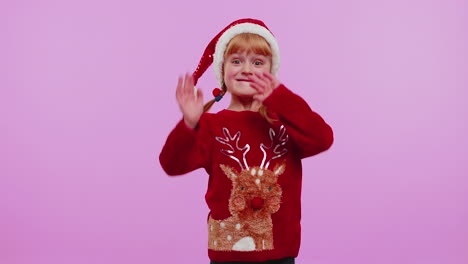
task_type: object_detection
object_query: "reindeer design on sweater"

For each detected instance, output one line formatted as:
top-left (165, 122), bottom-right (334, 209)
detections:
top-left (208, 126), bottom-right (289, 251)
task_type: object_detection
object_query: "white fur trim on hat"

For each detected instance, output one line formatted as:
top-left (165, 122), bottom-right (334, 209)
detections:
top-left (213, 23), bottom-right (280, 87)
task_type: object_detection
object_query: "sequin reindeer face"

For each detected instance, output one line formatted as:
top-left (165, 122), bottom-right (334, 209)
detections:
top-left (208, 126), bottom-right (288, 252)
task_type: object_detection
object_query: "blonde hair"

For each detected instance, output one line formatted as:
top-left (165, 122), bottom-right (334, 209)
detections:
top-left (203, 33), bottom-right (278, 124)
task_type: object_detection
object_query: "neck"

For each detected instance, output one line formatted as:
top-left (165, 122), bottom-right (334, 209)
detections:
top-left (228, 95), bottom-right (261, 112)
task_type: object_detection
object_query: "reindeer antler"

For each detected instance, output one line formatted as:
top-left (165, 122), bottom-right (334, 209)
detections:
top-left (215, 127), bottom-right (250, 170)
top-left (260, 125), bottom-right (288, 169)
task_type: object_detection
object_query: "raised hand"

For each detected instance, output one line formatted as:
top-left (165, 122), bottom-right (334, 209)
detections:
top-left (249, 72), bottom-right (281, 104)
top-left (175, 73), bottom-right (204, 129)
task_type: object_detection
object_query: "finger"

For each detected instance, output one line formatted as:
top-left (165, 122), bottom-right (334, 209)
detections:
top-left (255, 75), bottom-right (273, 95)
top-left (250, 82), bottom-right (265, 93)
top-left (196, 88), bottom-right (204, 103)
top-left (249, 79), bottom-right (262, 90)
top-left (253, 94), bottom-right (265, 103)
top-left (176, 76), bottom-right (183, 99)
top-left (180, 73), bottom-right (186, 95)
top-left (252, 72), bottom-right (268, 87)
top-left (262, 72), bottom-right (275, 82)
top-left (182, 73), bottom-right (190, 95)
top-left (255, 71), bottom-right (268, 81)
top-left (258, 73), bottom-right (277, 93)
top-left (248, 76), bottom-right (265, 91)
top-left (188, 74), bottom-right (195, 88)
top-left (251, 98), bottom-right (262, 109)
top-left (263, 72), bottom-right (280, 89)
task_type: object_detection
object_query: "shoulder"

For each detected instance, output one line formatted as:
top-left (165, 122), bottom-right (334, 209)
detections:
top-left (199, 111), bottom-right (219, 125)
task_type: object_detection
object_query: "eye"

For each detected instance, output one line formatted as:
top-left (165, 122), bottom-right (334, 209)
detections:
top-left (232, 59), bottom-right (241, 64)
top-left (254, 60), bottom-right (263, 66)
top-left (240, 186), bottom-right (245, 191)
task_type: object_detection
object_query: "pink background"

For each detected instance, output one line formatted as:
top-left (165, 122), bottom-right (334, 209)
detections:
top-left (2, 0), bottom-right (467, 263)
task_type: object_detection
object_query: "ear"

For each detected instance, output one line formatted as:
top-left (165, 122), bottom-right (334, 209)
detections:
top-left (220, 164), bottom-right (238, 181)
top-left (272, 163), bottom-right (286, 177)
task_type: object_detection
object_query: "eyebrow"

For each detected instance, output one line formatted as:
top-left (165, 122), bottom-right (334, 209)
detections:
top-left (228, 53), bottom-right (268, 59)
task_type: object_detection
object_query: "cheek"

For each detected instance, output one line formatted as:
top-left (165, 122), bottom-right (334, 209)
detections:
top-left (224, 66), bottom-right (237, 80)
top-left (263, 63), bottom-right (272, 73)
top-left (256, 69), bottom-right (269, 75)
top-left (252, 64), bottom-right (270, 75)
top-left (260, 61), bottom-right (272, 73)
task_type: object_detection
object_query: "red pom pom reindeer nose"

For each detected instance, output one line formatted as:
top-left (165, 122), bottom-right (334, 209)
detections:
top-left (251, 197), bottom-right (264, 210)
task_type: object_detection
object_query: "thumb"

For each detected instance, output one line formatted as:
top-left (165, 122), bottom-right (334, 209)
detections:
top-left (253, 94), bottom-right (262, 102)
top-left (196, 88), bottom-right (204, 102)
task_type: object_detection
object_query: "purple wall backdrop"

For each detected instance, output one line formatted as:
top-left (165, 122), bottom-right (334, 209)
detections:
top-left (2, 0), bottom-right (467, 263)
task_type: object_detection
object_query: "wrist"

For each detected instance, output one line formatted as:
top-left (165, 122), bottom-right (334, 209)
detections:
top-left (183, 117), bottom-right (198, 129)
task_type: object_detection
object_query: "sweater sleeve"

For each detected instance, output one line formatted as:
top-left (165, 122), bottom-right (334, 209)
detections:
top-left (262, 84), bottom-right (334, 159)
top-left (159, 114), bottom-right (211, 176)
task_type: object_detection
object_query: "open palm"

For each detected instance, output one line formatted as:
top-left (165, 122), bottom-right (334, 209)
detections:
top-left (176, 74), bottom-right (204, 129)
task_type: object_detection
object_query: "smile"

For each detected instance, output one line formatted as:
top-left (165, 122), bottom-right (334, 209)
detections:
top-left (236, 79), bottom-right (252, 82)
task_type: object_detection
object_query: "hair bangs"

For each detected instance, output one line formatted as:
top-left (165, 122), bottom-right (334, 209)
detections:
top-left (224, 33), bottom-right (272, 57)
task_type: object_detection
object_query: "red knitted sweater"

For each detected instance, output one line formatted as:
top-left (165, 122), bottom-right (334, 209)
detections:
top-left (159, 84), bottom-right (333, 262)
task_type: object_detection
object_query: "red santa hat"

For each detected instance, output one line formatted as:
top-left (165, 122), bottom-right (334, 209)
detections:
top-left (192, 18), bottom-right (280, 89)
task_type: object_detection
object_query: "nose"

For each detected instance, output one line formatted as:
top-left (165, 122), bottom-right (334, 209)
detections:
top-left (241, 63), bottom-right (253, 75)
top-left (251, 197), bottom-right (264, 210)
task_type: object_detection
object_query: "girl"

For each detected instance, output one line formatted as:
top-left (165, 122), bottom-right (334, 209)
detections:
top-left (160, 19), bottom-right (334, 264)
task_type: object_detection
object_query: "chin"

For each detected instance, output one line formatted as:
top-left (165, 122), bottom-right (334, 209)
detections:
top-left (232, 91), bottom-right (257, 98)
top-left (229, 86), bottom-right (257, 97)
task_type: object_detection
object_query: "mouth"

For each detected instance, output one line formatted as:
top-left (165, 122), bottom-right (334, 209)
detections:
top-left (236, 79), bottom-right (252, 82)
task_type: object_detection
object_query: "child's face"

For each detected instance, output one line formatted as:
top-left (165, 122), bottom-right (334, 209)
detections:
top-left (223, 51), bottom-right (272, 98)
